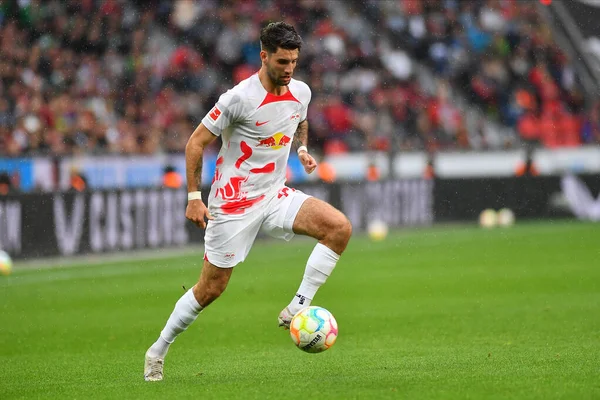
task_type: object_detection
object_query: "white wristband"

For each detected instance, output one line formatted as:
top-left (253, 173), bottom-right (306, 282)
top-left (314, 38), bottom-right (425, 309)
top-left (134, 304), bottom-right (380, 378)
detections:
top-left (187, 191), bottom-right (202, 201)
top-left (297, 145), bottom-right (308, 155)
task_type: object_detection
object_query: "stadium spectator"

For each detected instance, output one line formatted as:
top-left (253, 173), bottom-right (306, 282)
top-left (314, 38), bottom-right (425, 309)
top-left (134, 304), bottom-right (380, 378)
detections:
top-left (423, 153), bottom-right (437, 180)
top-left (162, 165), bottom-right (183, 189)
top-left (0, 172), bottom-right (14, 195)
top-left (581, 101), bottom-right (600, 145)
top-left (68, 170), bottom-right (87, 192)
top-left (515, 148), bottom-right (539, 177)
top-left (318, 161), bottom-right (337, 183)
top-left (366, 162), bottom-right (380, 181)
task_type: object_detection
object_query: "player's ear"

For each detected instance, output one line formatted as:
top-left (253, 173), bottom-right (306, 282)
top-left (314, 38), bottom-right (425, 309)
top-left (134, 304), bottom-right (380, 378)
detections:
top-left (260, 50), bottom-right (268, 63)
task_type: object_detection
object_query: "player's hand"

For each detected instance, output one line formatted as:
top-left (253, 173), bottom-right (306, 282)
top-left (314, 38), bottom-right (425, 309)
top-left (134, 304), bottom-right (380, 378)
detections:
top-left (299, 151), bottom-right (317, 174)
top-left (185, 200), bottom-right (214, 229)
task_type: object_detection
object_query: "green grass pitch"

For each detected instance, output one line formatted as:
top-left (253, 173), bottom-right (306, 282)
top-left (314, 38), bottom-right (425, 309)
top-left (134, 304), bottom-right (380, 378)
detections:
top-left (1, 221), bottom-right (599, 399)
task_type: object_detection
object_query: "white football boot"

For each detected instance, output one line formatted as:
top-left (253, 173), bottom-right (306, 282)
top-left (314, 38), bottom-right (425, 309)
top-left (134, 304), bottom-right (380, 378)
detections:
top-left (144, 352), bottom-right (164, 382)
top-left (278, 306), bottom-right (294, 329)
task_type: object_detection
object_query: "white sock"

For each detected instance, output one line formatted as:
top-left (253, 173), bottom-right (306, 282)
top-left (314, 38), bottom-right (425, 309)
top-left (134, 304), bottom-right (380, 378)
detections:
top-left (288, 243), bottom-right (340, 315)
top-left (147, 289), bottom-right (203, 358)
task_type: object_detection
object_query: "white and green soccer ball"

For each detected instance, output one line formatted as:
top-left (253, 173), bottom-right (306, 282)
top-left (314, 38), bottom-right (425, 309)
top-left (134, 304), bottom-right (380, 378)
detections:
top-left (289, 306), bottom-right (338, 353)
top-left (0, 250), bottom-right (13, 276)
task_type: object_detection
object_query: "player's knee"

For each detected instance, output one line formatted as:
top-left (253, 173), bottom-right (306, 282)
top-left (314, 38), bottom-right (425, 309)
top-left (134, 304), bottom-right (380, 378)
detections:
top-left (326, 216), bottom-right (352, 252)
top-left (336, 217), bottom-right (352, 244)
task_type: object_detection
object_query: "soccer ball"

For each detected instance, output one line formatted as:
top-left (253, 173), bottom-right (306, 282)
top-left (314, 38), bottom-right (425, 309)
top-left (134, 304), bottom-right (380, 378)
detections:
top-left (367, 219), bottom-right (388, 241)
top-left (289, 306), bottom-right (338, 353)
top-left (479, 209), bottom-right (497, 228)
top-left (0, 250), bottom-right (13, 276)
top-left (497, 208), bottom-right (515, 227)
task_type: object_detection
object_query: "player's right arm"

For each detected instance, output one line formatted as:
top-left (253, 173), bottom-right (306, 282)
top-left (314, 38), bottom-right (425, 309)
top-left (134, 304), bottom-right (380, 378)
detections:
top-left (187, 90), bottom-right (242, 228)
top-left (185, 123), bottom-right (217, 229)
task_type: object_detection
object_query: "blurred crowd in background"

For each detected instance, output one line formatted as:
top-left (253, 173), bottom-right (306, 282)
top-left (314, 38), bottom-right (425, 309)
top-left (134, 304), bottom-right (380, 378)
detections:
top-left (1, 0), bottom-right (599, 160)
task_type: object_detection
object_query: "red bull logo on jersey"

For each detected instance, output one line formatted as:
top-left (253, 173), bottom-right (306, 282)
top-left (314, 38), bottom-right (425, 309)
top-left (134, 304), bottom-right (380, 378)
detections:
top-left (257, 132), bottom-right (291, 150)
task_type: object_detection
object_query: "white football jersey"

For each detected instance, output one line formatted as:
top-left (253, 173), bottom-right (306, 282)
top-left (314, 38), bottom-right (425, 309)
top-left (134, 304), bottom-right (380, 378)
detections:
top-left (201, 73), bottom-right (311, 216)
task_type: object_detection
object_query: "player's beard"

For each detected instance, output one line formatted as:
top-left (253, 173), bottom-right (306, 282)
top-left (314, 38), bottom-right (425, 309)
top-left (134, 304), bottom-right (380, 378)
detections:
top-left (267, 65), bottom-right (290, 87)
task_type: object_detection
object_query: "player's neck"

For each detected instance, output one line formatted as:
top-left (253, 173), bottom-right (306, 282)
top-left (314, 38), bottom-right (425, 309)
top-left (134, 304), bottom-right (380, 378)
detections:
top-left (258, 68), bottom-right (288, 96)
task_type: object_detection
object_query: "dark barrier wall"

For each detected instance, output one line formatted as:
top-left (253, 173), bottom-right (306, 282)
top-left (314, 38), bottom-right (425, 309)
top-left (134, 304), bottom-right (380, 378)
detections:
top-left (0, 180), bottom-right (434, 259)
top-left (0, 189), bottom-right (203, 259)
top-left (2, 175), bottom-right (595, 259)
top-left (435, 176), bottom-right (556, 221)
top-left (434, 175), bottom-right (599, 222)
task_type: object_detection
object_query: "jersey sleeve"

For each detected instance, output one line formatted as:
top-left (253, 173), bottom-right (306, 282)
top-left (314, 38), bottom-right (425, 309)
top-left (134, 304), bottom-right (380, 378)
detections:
top-left (202, 90), bottom-right (244, 136)
top-left (299, 85), bottom-right (312, 123)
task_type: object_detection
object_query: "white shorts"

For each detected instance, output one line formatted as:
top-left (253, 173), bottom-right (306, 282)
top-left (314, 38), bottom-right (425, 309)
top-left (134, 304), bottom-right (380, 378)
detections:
top-left (203, 188), bottom-right (311, 268)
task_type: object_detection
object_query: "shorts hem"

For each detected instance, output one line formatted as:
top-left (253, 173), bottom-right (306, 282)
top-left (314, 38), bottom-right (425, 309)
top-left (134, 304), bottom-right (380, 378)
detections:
top-left (204, 251), bottom-right (240, 269)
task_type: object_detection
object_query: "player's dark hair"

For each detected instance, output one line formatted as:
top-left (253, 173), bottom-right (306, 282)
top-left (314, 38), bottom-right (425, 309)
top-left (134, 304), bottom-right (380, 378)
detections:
top-left (260, 22), bottom-right (303, 53)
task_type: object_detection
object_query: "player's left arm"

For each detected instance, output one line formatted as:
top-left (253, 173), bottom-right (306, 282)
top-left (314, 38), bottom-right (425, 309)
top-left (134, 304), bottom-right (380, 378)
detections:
top-left (294, 120), bottom-right (317, 174)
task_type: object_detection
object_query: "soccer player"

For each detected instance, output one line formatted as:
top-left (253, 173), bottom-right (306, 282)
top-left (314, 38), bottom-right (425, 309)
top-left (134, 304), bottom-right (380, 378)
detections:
top-left (144, 22), bottom-right (352, 381)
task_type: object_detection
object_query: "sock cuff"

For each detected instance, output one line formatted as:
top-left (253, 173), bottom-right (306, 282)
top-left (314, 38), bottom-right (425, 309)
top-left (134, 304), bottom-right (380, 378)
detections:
top-left (316, 243), bottom-right (340, 261)
top-left (185, 288), bottom-right (203, 313)
top-left (307, 243), bottom-right (340, 276)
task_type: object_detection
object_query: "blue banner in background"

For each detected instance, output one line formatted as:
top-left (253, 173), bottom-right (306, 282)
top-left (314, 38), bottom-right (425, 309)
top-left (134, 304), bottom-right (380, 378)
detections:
top-left (82, 164), bottom-right (119, 188)
top-left (0, 158), bottom-right (34, 191)
top-left (287, 154), bottom-right (311, 183)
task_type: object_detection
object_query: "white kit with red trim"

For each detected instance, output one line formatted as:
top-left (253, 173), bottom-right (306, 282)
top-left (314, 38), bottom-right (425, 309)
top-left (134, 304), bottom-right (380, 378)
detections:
top-left (201, 74), bottom-right (311, 216)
